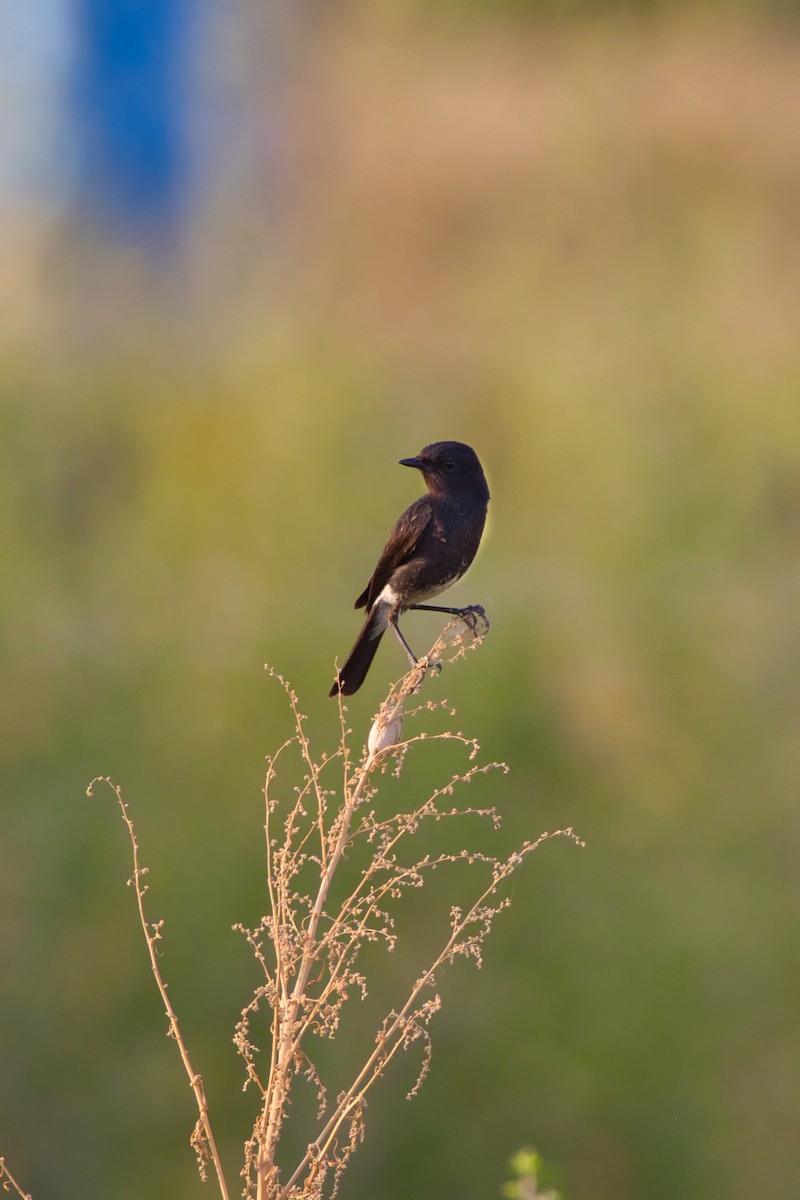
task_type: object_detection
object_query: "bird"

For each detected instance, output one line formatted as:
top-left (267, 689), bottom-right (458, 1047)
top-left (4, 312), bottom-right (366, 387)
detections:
top-left (329, 440), bottom-right (490, 697)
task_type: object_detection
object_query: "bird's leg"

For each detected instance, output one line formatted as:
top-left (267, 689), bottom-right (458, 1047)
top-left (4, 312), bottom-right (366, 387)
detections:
top-left (408, 602), bottom-right (489, 633)
top-left (388, 613), bottom-right (442, 676)
top-left (387, 612), bottom-right (420, 667)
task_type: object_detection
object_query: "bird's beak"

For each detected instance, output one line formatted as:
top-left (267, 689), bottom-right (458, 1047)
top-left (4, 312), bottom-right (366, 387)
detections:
top-left (399, 455), bottom-right (424, 470)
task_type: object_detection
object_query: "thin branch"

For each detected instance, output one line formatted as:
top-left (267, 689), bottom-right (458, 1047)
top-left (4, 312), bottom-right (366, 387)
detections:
top-left (0, 1158), bottom-right (32, 1200)
top-left (87, 777), bottom-right (232, 1200)
top-left (283, 828), bottom-right (581, 1193)
top-left (256, 756), bottom-right (373, 1198)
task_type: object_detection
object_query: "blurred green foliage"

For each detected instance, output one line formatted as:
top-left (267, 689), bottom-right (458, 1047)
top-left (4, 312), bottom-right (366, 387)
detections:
top-left (2, 6), bottom-right (800, 1200)
top-left (503, 1146), bottom-right (563, 1200)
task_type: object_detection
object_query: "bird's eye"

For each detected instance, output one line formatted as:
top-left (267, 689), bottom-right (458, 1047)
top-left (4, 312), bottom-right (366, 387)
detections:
top-left (442, 459), bottom-right (457, 472)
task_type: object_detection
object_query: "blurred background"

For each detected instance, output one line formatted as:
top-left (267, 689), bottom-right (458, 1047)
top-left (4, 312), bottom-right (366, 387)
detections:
top-left (2, 0), bottom-right (800, 1196)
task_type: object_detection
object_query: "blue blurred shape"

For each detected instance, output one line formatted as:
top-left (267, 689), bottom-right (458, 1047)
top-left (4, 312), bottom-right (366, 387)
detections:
top-left (72, 0), bottom-right (190, 242)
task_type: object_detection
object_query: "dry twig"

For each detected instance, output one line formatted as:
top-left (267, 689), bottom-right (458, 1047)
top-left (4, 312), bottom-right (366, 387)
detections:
top-left (0, 1159), bottom-right (32, 1200)
top-left (85, 778), bottom-right (232, 1200)
top-left (72, 617), bottom-right (581, 1200)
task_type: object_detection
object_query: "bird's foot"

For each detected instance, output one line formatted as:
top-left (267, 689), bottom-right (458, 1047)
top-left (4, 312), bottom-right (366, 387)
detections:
top-left (457, 604), bottom-right (489, 634)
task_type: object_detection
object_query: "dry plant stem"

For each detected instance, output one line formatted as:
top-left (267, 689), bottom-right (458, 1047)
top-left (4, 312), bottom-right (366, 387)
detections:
top-left (0, 1158), bottom-right (31, 1200)
top-left (257, 637), bottom-right (489, 1197)
top-left (71, 626), bottom-right (574, 1200)
top-left (290, 762), bottom-right (496, 1052)
top-left (87, 777), bottom-right (232, 1200)
top-left (256, 741), bottom-right (373, 1200)
top-left (282, 828), bottom-right (573, 1195)
top-left (255, 669), bottom-right (421, 1197)
top-left (254, 636), bottom-right (571, 1200)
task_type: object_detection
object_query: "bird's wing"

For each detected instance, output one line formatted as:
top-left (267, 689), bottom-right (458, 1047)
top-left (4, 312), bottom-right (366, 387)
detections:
top-left (355, 496), bottom-right (433, 610)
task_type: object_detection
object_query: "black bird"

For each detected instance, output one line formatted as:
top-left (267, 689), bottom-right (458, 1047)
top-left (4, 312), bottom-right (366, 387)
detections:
top-left (329, 440), bottom-right (490, 697)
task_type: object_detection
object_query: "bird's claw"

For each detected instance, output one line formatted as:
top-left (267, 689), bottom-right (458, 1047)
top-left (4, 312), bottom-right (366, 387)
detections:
top-left (458, 604), bottom-right (489, 634)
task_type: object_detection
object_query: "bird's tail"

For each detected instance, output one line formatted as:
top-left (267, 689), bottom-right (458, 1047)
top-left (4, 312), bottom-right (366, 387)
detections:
top-left (329, 602), bottom-right (390, 697)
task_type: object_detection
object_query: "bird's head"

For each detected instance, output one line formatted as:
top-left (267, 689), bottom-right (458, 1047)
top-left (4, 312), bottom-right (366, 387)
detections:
top-left (399, 441), bottom-right (489, 501)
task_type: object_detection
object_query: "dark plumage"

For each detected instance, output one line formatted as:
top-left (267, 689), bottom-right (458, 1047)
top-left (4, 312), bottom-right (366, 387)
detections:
top-left (329, 440), bottom-right (490, 697)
